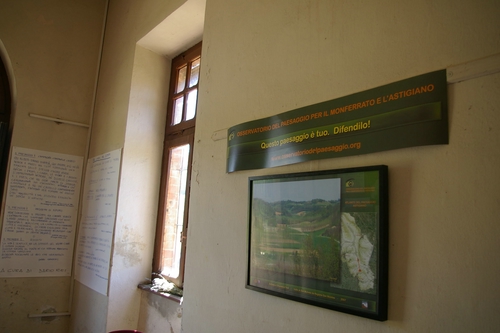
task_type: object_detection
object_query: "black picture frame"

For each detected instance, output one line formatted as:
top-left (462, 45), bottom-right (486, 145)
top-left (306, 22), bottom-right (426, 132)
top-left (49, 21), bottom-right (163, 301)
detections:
top-left (246, 165), bottom-right (388, 321)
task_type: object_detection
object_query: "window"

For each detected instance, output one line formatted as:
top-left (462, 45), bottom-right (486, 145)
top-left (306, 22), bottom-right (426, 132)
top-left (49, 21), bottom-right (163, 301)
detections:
top-left (153, 42), bottom-right (201, 288)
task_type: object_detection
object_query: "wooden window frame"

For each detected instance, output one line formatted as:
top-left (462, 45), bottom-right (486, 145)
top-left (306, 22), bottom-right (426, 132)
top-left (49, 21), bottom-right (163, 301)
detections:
top-left (153, 42), bottom-right (201, 288)
top-left (166, 43), bottom-right (201, 135)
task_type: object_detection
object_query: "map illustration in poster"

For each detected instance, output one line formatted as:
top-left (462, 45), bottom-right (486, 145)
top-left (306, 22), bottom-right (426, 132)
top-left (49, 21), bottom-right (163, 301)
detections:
top-left (247, 165), bottom-right (388, 320)
top-left (0, 147), bottom-right (83, 277)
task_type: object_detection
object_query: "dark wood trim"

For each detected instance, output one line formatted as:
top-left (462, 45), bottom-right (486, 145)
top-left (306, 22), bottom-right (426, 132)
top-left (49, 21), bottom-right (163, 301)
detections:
top-left (0, 56), bottom-right (12, 205)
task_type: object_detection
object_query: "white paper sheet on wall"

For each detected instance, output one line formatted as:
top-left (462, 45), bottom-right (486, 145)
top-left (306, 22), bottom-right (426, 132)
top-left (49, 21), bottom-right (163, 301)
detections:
top-left (0, 147), bottom-right (83, 277)
top-left (74, 148), bottom-right (122, 296)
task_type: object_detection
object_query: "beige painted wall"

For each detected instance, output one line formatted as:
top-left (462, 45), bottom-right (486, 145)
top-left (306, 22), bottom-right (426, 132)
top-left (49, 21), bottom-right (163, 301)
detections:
top-left (70, 0), bottom-right (194, 332)
top-left (0, 1), bottom-right (106, 333)
top-left (138, 291), bottom-right (182, 333)
top-left (86, 0), bottom-right (186, 159)
top-left (0, 0), bottom-right (105, 155)
top-left (106, 44), bottom-right (170, 331)
top-left (182, 0), bottom-right (500, 332)
top-left (2, 1), bottom-right (499, 333)
top-left (0, 0), bottom-right (188, 332)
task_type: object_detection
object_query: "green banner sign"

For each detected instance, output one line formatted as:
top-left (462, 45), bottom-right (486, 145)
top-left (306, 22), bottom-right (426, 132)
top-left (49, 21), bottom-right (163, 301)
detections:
top-left (227, 70), bottom-right (448, 172)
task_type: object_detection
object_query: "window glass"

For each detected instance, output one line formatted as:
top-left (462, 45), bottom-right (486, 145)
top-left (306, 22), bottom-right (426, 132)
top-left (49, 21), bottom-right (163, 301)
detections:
top-left (161, 144), bottom-right (190, 278)
top-left (176, 66), bottom-right (187, 93)
top-left (189, 58), bottom-right (200, 88)
top-left (185, 89), bottom-right (198, 121)
top-left (173, 97), bottom-right (184, 125)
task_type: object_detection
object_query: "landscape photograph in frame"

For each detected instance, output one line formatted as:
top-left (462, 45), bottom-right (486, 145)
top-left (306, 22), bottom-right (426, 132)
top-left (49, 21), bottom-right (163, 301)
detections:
top-left (246, 165), bottom-right (388, 321)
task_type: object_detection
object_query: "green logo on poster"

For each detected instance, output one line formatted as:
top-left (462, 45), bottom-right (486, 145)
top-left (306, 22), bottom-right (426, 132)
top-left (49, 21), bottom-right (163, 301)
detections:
top-left (346, 178), bottom-right (355, 187)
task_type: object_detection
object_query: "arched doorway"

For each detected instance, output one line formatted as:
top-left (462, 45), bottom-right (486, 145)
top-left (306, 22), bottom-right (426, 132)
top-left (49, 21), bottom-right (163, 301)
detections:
top-left (0, 55), bottom-right (12, 203)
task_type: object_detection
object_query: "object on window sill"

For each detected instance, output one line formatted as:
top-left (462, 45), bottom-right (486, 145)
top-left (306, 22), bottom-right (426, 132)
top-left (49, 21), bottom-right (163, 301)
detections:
top-left (151, 274), bottom-right (183, 296)
top-left (138, 273), bottom-right (183, 302)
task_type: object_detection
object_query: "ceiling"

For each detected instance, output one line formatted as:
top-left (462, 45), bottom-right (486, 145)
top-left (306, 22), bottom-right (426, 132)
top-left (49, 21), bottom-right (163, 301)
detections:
top-left (138, 0), bottom-right (206, 58)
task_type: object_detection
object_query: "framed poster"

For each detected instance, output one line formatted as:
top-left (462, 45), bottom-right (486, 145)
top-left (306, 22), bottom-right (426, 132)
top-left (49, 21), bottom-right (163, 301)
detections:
top-left (246, 165), bottom-right (388, 320)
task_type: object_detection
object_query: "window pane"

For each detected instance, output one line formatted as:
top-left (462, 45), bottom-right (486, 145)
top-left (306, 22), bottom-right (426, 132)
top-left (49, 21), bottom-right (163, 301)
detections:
top-left (176, 66), bottom-right (187, 93)
top-left (186, 89), bottom-right (198, 121)
top-left (161, 144), bottom-right (190, 277)
top-left (172, 97), bottom-right (184, 125)
top-left (188, 58), bottom-right (200, 88)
